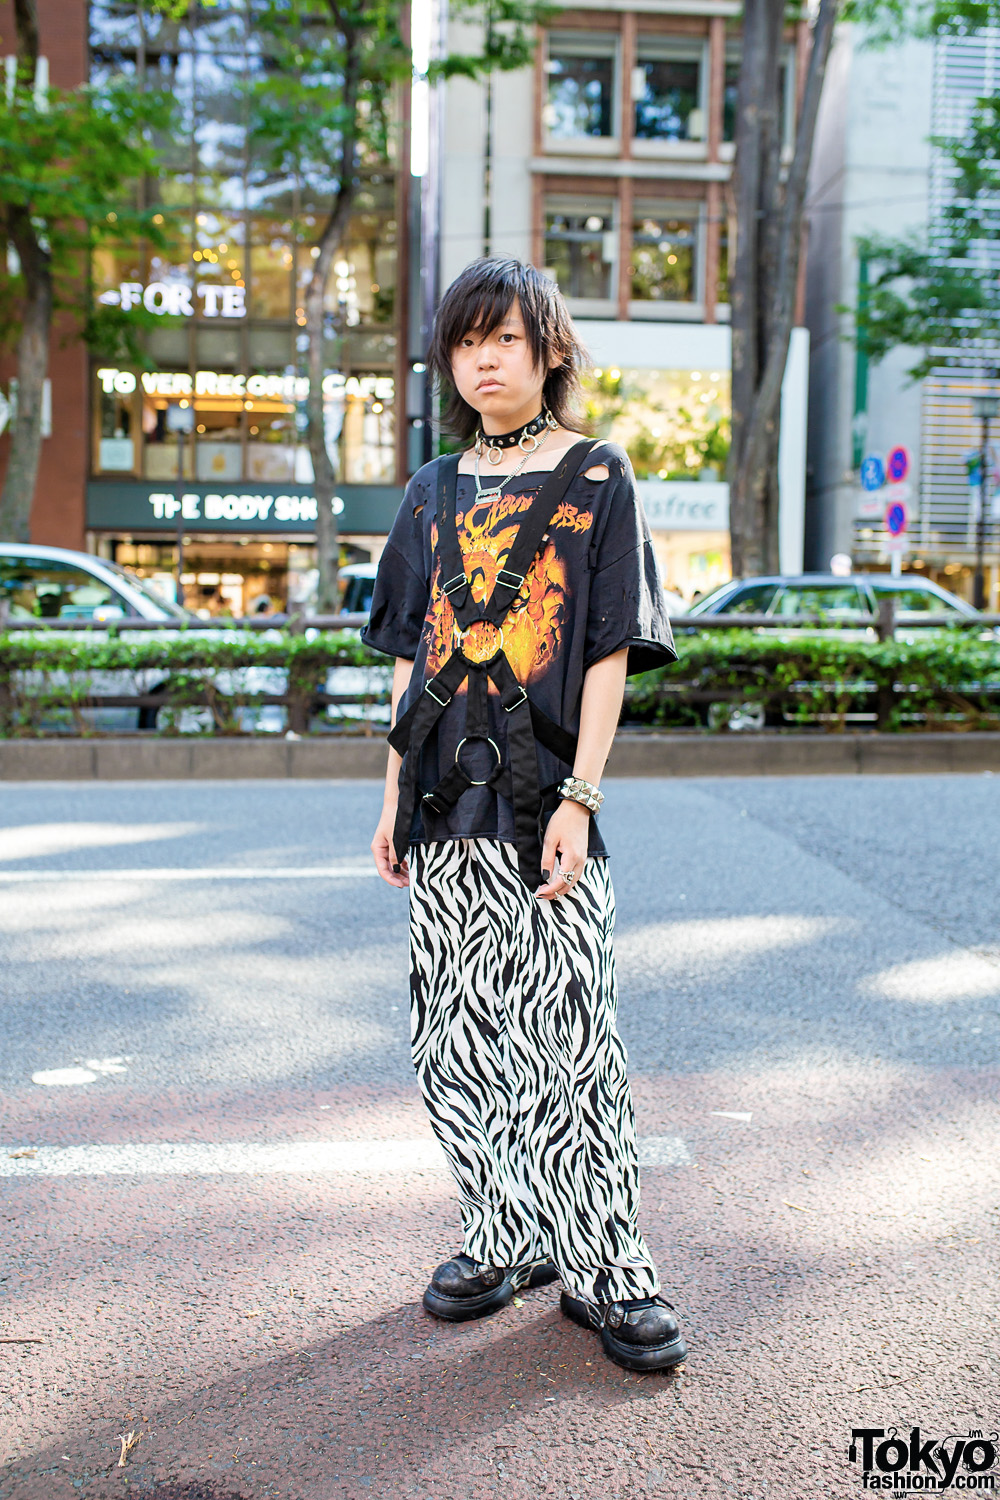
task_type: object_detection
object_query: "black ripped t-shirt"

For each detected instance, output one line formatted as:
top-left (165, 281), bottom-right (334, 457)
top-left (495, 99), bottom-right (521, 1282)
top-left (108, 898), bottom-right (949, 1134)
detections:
top-left (361, 441), bottom-right (676, 852)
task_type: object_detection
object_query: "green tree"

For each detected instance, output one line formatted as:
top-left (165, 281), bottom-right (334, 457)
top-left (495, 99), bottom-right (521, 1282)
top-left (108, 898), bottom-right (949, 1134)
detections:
top-left (728, 0), bottom-right (841, 576)
top-left (0, 0), bottom-right (173, 541)
top-left (724, 0), bottom-right (997, 575)
top-left (246, 0), bottom-right (551, 612)
top-left (852, 97), bottom-right (1000, 379)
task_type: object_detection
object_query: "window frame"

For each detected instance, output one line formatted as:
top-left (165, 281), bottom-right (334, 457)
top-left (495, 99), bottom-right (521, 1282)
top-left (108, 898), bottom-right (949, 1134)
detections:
top-left (631, 37), bottom-right (710, 160)
top-left (542, 32), bottom-right (621, 156)
top-left (627, 198), bottom-right (705, 321)
top-left (542, 192), bottom-right (619, 317)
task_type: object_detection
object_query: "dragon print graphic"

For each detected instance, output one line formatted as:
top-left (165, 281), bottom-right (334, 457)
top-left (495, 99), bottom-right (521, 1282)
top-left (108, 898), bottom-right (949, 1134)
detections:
top-left (423, 490), bottom-right (594, 687)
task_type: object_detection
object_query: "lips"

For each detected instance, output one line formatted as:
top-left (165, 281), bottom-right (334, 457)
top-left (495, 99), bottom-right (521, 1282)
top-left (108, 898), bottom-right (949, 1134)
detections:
top-left (476, 380), bottom-right (502, 391)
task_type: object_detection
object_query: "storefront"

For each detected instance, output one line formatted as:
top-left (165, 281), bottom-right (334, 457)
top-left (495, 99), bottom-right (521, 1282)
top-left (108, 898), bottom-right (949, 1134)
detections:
top-left (86, 477), bottom-right (400, 616)
top-left (80, 3), bottom-right (410, 608)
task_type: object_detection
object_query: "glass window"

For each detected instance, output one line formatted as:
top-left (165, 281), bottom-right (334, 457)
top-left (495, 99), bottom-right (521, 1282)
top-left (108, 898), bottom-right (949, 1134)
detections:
top-left (544, 200), bottom-right (615, 301)
top-left (634, 48), bottom-right (703, 142)
top-left (630, 208), bottom-right (699, 303)
top-left (95, 373), bottom-right (138, 475)
top-left (544, 39), bottom-right (616, 141)
top-left (724, 583), bottom-right (779, 615)
top-left (194, 367), bottom-right (244, 481)
top-left (246, 372), bottom-right (301, 482)
top-left (717, 219), bottom-right (731, 305)
top-left (724, 54), bottom-right (792, 144)
top-left (0, 558), bottom-right (133, 621)
top-left (870, 584), bottom-right (966, 617)
top-left (194, 211), bottom-right (245, 320)
top-left (250, 219), bottom-right (294, 319)
top-left (774, 585), bottom-right (868, 619)
top-left (193, 47), bottom-right (247, 210)
top-left (582, 366), bottom-right (729, 481)
top-left (338, 373), bottom-right (396, 484)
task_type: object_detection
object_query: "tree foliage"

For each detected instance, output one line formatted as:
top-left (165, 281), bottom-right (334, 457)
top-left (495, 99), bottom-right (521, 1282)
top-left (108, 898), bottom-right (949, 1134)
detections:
top-left (0, 3), bottom-right (173, 540)
top-left (242, 0), bottom-right (551, 611)
top-left (853, 94), bottom-right (1000, 379)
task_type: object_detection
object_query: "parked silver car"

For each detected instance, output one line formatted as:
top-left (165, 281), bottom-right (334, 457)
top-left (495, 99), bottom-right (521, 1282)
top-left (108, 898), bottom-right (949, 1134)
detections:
top-left (683, 572), bottom-right (981, 634)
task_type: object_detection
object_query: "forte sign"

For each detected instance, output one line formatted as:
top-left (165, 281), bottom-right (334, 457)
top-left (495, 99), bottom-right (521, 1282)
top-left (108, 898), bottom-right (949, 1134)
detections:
top-left (98, 280), bottom-right (246, 318)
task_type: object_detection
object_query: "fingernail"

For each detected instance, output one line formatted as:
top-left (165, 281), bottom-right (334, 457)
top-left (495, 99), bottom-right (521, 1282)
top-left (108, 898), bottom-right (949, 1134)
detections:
top-left (541, 869), bottom-right (550, 882)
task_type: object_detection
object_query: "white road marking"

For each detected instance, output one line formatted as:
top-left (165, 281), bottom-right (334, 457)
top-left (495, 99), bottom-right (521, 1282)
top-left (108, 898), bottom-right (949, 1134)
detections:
top-left (0, 866), bottom-right (377, 884)
top-left (0, 1135), bottom-right (690, 1179)
top-left (31, 1058), bottom-right (128, 1086)
top-left (710, 1111), bottom-right (753, 1123)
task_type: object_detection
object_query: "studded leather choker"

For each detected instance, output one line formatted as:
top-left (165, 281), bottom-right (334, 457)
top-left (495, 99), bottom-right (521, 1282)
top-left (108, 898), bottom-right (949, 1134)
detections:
top-left (475, 408), bottom-right (557, 465)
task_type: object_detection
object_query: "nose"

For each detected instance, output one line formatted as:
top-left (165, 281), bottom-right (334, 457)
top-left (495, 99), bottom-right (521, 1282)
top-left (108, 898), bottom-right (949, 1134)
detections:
top-left (477, 342), bottom-right (498, 369)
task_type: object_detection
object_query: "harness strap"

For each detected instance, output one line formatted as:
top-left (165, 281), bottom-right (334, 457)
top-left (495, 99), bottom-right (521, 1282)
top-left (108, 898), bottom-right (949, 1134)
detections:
top-left (436, 441), bottom-right (604, 631)
top-left (390, 440), bottom-right (604, 883)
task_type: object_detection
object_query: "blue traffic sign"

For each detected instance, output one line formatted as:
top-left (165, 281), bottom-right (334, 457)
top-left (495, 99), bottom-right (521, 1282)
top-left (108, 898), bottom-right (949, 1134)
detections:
top-left (887, 446), bottom-right (910, 484)
top-left (860, 454), bottom-right (886, 491)
top-left (885, 499), bottom-right (908, 537)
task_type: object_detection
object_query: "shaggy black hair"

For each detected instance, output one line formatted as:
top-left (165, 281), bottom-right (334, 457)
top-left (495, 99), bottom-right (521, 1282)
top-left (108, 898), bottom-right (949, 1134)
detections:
top-left (427, 256), bottom-right (590, 444)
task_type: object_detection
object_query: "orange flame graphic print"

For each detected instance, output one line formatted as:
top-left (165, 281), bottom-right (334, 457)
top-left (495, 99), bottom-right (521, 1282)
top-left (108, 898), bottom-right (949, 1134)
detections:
top-left (424, 490), bottom-right (593, 686)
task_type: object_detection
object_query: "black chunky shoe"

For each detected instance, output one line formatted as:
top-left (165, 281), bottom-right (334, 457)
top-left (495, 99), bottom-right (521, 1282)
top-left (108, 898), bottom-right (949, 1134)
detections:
top-left (422, 1253), bottom-right (559, 1322)
top-left (560, 1291), bottom-right (688, 1371)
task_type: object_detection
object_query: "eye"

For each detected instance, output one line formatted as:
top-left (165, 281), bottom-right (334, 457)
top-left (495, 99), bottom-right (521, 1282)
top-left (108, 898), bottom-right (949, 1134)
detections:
top-left (499, 333), bottom-right (516, 343)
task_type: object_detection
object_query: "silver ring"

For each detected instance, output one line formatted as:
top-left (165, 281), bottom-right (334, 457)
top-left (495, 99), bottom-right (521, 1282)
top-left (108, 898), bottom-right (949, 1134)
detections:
top-left (563, 869), bottom-right (577, 883)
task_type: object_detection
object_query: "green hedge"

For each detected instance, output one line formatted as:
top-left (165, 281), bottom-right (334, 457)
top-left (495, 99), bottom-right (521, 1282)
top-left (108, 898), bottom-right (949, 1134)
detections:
top-left (0, 629), bottom-right (389, 737)
top-left (2, 627), bottom-right (999, 736)
top-left (626, 630), bottom-right (1000, 731)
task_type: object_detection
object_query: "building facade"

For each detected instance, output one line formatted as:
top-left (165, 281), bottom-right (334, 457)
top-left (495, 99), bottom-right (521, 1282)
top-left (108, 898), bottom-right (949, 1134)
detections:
top-left (436, 0), bottom-right (811, 598)
top-left (3, 0), bottom-right (815, 609)
top-left (1, 0), bottom-right (411, 615)
top-left (806, 22), bottom-right (1000, 605)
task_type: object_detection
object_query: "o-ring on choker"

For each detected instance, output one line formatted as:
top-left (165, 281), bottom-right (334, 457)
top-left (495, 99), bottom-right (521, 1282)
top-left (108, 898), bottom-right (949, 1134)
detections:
top-left (475, 408), bottom-right (558, 466)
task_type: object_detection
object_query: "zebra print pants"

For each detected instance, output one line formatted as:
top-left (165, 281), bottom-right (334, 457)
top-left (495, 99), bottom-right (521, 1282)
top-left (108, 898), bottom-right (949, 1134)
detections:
top-left (408, 838), bottom-right (660, 1305)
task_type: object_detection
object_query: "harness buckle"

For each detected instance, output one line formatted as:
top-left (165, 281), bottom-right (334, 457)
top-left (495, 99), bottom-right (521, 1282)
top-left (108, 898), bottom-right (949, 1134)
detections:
top-left (502, 685), bottom-right (528, 712)
top-left (424, 679), bottom-right (452, 706)
top-left (496, 567), bottom-right (525, 591)
top-left (442, 573), bottom-right (468, 598)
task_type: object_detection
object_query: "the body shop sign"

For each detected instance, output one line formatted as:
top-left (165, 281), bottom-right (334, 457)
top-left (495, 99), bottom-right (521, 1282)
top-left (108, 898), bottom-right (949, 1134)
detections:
top-left (150, 490), bottom-right (336, 524)
top-left (86, 480), bottom-right (403, 535)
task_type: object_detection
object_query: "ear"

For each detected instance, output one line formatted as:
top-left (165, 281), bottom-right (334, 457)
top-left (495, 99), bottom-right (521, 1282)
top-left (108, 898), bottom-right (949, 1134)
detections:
top-left (547, 346), bottom-right (566, 373)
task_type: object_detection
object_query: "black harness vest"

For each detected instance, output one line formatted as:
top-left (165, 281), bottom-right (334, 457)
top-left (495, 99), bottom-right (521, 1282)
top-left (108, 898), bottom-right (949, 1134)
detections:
top-left (388, 439), bottom-right (604, 889)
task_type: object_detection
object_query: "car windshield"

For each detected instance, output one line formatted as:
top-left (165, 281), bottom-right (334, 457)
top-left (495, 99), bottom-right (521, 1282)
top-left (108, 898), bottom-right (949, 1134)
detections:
top-left (686, 581), bottom-right (740, 615)
top-left (102, 561), bottom-right (191, 620)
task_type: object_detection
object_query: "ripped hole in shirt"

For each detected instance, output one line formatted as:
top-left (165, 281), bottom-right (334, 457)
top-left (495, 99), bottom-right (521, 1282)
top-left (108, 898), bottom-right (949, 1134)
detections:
top-left (412, 503), bottom-right (424, 517)
top-left (583, 465), bottom-right (610, 481)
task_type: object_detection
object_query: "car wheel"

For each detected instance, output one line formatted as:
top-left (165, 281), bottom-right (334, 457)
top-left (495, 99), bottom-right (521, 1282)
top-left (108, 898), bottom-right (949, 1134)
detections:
top-left (707, 701), bottom-right (767, 732)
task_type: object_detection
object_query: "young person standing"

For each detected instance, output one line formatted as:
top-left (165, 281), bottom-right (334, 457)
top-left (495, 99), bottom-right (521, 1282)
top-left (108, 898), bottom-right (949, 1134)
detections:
top-left (363, 257), bottom-right (686, 1372)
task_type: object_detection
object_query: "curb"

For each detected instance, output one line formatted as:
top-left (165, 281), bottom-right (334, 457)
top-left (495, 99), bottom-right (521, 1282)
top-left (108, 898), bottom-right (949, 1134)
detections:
top-left (0, 732), bottom-right (998, 780)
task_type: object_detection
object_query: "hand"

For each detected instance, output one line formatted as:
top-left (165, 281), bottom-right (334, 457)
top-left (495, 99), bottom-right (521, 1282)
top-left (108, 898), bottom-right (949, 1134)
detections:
top-left (535, 798), bottom-right (590, 900)
top-left (371, 803), bottom-right (409, 887)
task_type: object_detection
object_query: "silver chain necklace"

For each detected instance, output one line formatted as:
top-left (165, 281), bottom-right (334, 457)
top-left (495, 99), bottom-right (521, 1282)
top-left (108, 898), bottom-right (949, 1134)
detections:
top-left (473, 426), bottom-right (551, 503)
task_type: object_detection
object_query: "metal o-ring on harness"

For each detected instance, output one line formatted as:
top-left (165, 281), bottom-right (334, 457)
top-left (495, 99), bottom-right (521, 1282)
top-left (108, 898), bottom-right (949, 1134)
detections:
top-left (454, 735), bottom-right (502, 786)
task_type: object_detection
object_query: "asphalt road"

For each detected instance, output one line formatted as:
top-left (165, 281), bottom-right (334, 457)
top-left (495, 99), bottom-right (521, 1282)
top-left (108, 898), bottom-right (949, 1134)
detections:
top-left (1, 775), bottom-right (998, 1500)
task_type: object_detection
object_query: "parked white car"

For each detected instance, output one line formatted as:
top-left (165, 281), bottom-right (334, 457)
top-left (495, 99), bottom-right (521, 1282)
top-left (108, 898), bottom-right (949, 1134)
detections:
top-left (0, 544), bottom-right (374, 733)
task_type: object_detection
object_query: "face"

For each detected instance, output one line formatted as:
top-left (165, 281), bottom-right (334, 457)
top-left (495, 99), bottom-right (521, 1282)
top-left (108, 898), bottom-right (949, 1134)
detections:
top-left (450, 297), bottom-right (559, 431)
